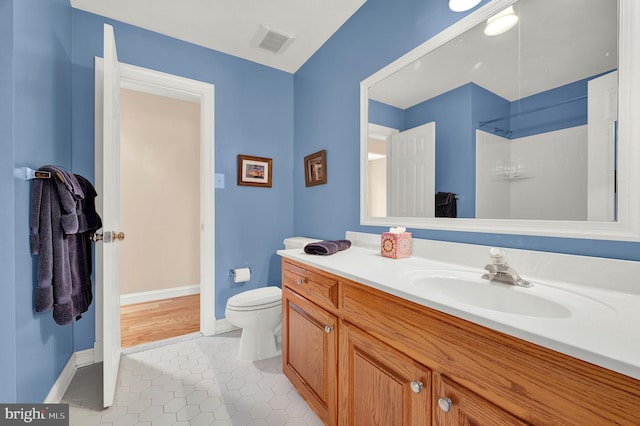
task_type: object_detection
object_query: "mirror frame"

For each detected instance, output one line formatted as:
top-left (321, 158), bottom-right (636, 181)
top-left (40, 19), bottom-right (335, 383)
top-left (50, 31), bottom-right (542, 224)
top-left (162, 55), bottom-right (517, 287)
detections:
top-left (360, 0), bottom-right (640, 241)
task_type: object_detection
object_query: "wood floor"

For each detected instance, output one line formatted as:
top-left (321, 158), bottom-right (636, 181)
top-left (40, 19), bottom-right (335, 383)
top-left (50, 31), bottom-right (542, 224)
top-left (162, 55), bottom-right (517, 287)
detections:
top-left (120, 294), bottom-right (200, 348)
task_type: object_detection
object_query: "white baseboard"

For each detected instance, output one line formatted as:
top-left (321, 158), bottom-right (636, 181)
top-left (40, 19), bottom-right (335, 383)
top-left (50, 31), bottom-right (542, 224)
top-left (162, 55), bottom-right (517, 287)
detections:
top-left (120, 285), bottom-right (200, 306)
top-left (45, 348), bottom-right (95, 403)
top-left (215, 318), bottom-right (239, 335)
top-left (75, 348), bottom-right (95, 368)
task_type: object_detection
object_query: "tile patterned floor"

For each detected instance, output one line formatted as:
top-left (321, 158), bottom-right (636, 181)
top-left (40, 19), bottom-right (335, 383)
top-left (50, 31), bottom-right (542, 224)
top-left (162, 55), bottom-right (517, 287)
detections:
top-left (62, 331), bottom-right (323, 425)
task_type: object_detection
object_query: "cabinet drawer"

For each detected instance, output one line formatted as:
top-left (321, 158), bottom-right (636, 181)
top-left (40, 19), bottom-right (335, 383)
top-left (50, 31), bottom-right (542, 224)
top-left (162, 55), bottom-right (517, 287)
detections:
top-left (283, 260), bottom-right (338, 309)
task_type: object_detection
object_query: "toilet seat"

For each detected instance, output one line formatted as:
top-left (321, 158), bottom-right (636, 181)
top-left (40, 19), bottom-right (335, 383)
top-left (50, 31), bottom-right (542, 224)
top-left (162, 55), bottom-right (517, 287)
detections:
top-left (226, 286), bottom-right (282, 312)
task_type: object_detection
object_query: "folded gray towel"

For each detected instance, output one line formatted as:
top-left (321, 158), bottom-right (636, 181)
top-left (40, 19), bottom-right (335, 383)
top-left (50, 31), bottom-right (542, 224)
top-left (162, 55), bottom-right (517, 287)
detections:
top-left (334, 240), bottom-right (352, 251)
top-left (304, 239), bottom-right (351, 256)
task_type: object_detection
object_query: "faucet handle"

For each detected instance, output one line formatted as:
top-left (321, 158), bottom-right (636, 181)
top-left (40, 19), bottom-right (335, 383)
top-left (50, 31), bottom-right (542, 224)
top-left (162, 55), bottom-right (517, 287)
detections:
top-left (489, 248), bottom-right (507, 265)
top-left (484, 263), bottom-right (508, 273)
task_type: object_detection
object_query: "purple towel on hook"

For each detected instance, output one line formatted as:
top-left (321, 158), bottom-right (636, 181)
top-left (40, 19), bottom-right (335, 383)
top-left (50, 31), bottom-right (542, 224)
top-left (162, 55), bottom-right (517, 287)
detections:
top-left (304, 239), bottom-right (352, 256)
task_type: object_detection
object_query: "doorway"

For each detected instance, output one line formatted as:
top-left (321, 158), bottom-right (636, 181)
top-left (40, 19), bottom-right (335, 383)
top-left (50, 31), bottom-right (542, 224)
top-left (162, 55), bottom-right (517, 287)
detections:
top-left (119, 88), bottom-right (201, 348)
top-left (94, 58), bottom-right (216, 361)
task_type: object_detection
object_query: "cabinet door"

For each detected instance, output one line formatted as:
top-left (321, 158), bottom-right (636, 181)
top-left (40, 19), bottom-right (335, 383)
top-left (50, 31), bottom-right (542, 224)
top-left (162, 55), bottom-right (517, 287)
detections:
top-left (433, 374), bottom-right (528, 426)
top-left (340, 322), bottom-right (431, 426)
top-left (282, 288), bottom-right (338, 425)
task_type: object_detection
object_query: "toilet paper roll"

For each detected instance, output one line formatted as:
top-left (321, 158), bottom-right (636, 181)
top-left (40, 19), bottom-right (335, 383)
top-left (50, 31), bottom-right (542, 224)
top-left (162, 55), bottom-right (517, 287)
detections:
top-left (233, 268), bottom-right (251, 283)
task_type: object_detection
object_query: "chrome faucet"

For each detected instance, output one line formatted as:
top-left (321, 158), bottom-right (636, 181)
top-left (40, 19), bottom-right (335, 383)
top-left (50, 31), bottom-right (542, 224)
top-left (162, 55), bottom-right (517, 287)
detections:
top-left (481, 248), bottom-right (532, 287)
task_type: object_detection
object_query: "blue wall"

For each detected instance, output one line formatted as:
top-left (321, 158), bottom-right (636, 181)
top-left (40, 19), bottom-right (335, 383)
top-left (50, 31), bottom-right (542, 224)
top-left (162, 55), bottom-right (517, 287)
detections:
top-left (509, 77), bottom-right (591, 138)
top-left (294, 0), bottom-right (463, 241)
top-left (0, 0), bottom-right (17, 404)
top-left (293, 0), bottom-right (640, 260)
top-left (405, 84), bottom-right (478, 218)
top-left (70, 10), bottom-right (295, 349)
top-left (2, 0), bottom-right (75, 403)
top-left (369, 99), bottom-right (405, 130)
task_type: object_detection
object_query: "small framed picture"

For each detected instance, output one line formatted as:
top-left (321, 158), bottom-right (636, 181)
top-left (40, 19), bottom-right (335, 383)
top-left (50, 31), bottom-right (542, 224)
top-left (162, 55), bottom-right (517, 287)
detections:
top-left (304, 149), bottom-right (327, 187)
top-left (237, 155), bottom-right (272, 188)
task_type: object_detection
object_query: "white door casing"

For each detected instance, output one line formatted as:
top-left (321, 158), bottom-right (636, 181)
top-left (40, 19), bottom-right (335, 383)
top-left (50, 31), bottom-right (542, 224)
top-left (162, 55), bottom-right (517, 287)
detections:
top-left (94, 25), bottom-right (216, 408)
top-left (367, 123), bottom-right (399, 217)
top-left (587, 70), bottom-right (618, 221)
top-left (388, 122), bottom-right (436, 217)
top-left (116, 63), bottom-right (216, 337)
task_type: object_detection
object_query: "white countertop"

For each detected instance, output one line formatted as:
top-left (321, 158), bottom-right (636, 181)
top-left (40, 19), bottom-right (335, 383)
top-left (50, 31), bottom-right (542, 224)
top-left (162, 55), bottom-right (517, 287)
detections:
top-left (278, 233), bottom-right (640, 380)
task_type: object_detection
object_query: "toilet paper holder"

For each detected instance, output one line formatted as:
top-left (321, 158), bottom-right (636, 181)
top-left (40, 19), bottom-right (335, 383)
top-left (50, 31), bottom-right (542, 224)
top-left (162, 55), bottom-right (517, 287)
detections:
top-left (229, 268), bottom-right (251, 277)
top-left (229, 267), bottom-right (252, 283)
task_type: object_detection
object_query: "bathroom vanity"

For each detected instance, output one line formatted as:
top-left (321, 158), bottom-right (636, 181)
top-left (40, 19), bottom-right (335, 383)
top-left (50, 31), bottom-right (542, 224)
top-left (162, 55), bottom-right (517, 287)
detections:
top-left (279, 233), bottom-right (640, 425)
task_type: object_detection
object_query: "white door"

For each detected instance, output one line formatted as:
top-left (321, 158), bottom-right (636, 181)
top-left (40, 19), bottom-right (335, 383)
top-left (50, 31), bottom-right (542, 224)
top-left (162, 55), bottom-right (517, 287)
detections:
top-left (97, 23), bottom-right (123, 408)
top-left (388, 122), bottom-right (436, 217)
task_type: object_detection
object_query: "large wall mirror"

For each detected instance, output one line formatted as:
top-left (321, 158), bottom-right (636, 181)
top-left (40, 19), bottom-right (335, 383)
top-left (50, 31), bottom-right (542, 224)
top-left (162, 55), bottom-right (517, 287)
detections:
top-left (360, 0), bottom-right (640, 240)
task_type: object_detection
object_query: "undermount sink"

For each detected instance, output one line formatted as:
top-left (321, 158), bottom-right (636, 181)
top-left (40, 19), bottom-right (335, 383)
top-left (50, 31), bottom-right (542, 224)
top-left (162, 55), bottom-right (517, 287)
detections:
top-left (402, 270), bottom-right (577, 318)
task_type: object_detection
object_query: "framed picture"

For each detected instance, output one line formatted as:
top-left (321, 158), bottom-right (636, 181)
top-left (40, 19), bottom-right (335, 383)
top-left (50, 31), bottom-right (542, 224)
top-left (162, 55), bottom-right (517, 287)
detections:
top-left (237, 155), bottom-right (272, 187)
top-left (304, 149), bottom-right (327, 187)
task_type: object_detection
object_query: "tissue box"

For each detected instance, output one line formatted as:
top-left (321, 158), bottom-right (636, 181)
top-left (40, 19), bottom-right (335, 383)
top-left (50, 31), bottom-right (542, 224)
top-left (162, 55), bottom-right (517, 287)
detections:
top-left (381, 232), bottom-right (412, 259)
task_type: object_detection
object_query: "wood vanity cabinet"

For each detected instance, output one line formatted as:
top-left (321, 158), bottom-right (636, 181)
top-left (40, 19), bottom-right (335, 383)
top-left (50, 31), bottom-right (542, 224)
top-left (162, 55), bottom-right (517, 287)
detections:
top-left (282, 258), bottom-right (640, 426)
top-left (282, 261), bottom-right (339, 425)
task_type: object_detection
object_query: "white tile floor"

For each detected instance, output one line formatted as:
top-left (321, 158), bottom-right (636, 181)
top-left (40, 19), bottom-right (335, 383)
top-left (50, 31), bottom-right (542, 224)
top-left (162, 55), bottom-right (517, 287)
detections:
top-left (62, 331), bottom-right (323, 426)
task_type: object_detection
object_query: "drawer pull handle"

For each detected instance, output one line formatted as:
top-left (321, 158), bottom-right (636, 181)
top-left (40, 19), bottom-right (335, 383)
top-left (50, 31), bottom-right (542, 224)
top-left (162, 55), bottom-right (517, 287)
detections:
top-left (438, 397), bottom-right (452, 412)
top-left (410, 381), bottom-right (423, 394)
top-left (296, 278), bottom-right (305, 285)
top-left (324, 325), bottom-right (334, 334)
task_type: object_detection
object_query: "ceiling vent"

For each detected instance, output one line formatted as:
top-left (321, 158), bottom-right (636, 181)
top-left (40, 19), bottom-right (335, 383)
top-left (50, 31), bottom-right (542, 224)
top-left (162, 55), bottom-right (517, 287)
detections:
top-left (251, 24), bottom-right (295, 54)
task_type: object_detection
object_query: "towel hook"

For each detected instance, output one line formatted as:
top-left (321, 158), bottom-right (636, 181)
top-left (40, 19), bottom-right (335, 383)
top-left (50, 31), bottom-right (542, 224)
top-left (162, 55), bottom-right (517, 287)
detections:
top-left (16, 167), bottom-right (51, 180)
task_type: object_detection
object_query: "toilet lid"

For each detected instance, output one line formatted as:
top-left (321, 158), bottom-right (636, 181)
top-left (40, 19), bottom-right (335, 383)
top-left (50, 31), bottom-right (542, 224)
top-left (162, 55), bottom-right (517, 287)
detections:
top-left (226, 286), bottom-right (282, 311)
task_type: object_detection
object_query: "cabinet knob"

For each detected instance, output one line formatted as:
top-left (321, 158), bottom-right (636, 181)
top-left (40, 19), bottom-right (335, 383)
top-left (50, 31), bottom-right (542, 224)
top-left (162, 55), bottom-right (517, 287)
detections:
top-left (324, 325), bottom-right (334, 334)
top-left (410, 381), bottom-right (423, 394)
top-left (438, 397), bottom-right (453, 413)
top-left (296, 278), bottom-right (305, 285)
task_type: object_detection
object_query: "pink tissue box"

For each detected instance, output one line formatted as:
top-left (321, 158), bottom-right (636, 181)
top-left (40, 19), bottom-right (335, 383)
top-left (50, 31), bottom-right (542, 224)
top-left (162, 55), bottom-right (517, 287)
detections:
top-left (381, 232), bottom-right (412, 259)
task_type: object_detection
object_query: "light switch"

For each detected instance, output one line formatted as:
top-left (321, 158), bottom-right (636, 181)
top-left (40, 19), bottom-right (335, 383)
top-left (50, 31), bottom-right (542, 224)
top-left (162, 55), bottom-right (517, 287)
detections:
top-left (215, 173), bottom-right (225, 189)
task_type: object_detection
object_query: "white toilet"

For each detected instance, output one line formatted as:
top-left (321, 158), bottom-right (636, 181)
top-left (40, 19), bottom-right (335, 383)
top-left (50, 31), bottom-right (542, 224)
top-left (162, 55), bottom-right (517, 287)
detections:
top-left (225, 236), bottom-right (320, 361)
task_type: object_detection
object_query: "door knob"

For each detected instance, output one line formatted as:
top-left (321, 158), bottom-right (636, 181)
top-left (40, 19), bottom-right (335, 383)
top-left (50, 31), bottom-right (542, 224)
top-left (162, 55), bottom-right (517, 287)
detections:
top-left (90, 231), bottom-right (125, 243)
top-left (438, 397), bottom-right (453, 412)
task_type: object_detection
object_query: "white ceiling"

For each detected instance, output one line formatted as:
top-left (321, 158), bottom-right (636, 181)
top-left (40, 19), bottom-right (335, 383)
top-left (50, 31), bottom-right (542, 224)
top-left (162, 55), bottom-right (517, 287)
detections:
top-left (70, 0), bottom-right (367, 73)
top-left (370, 0), bottom-right (618, 109)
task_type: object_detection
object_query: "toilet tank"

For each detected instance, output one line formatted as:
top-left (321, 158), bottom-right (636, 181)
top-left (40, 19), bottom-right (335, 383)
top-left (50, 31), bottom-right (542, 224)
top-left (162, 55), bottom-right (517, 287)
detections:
top-left (283, 237), bottom-right (321, 250)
